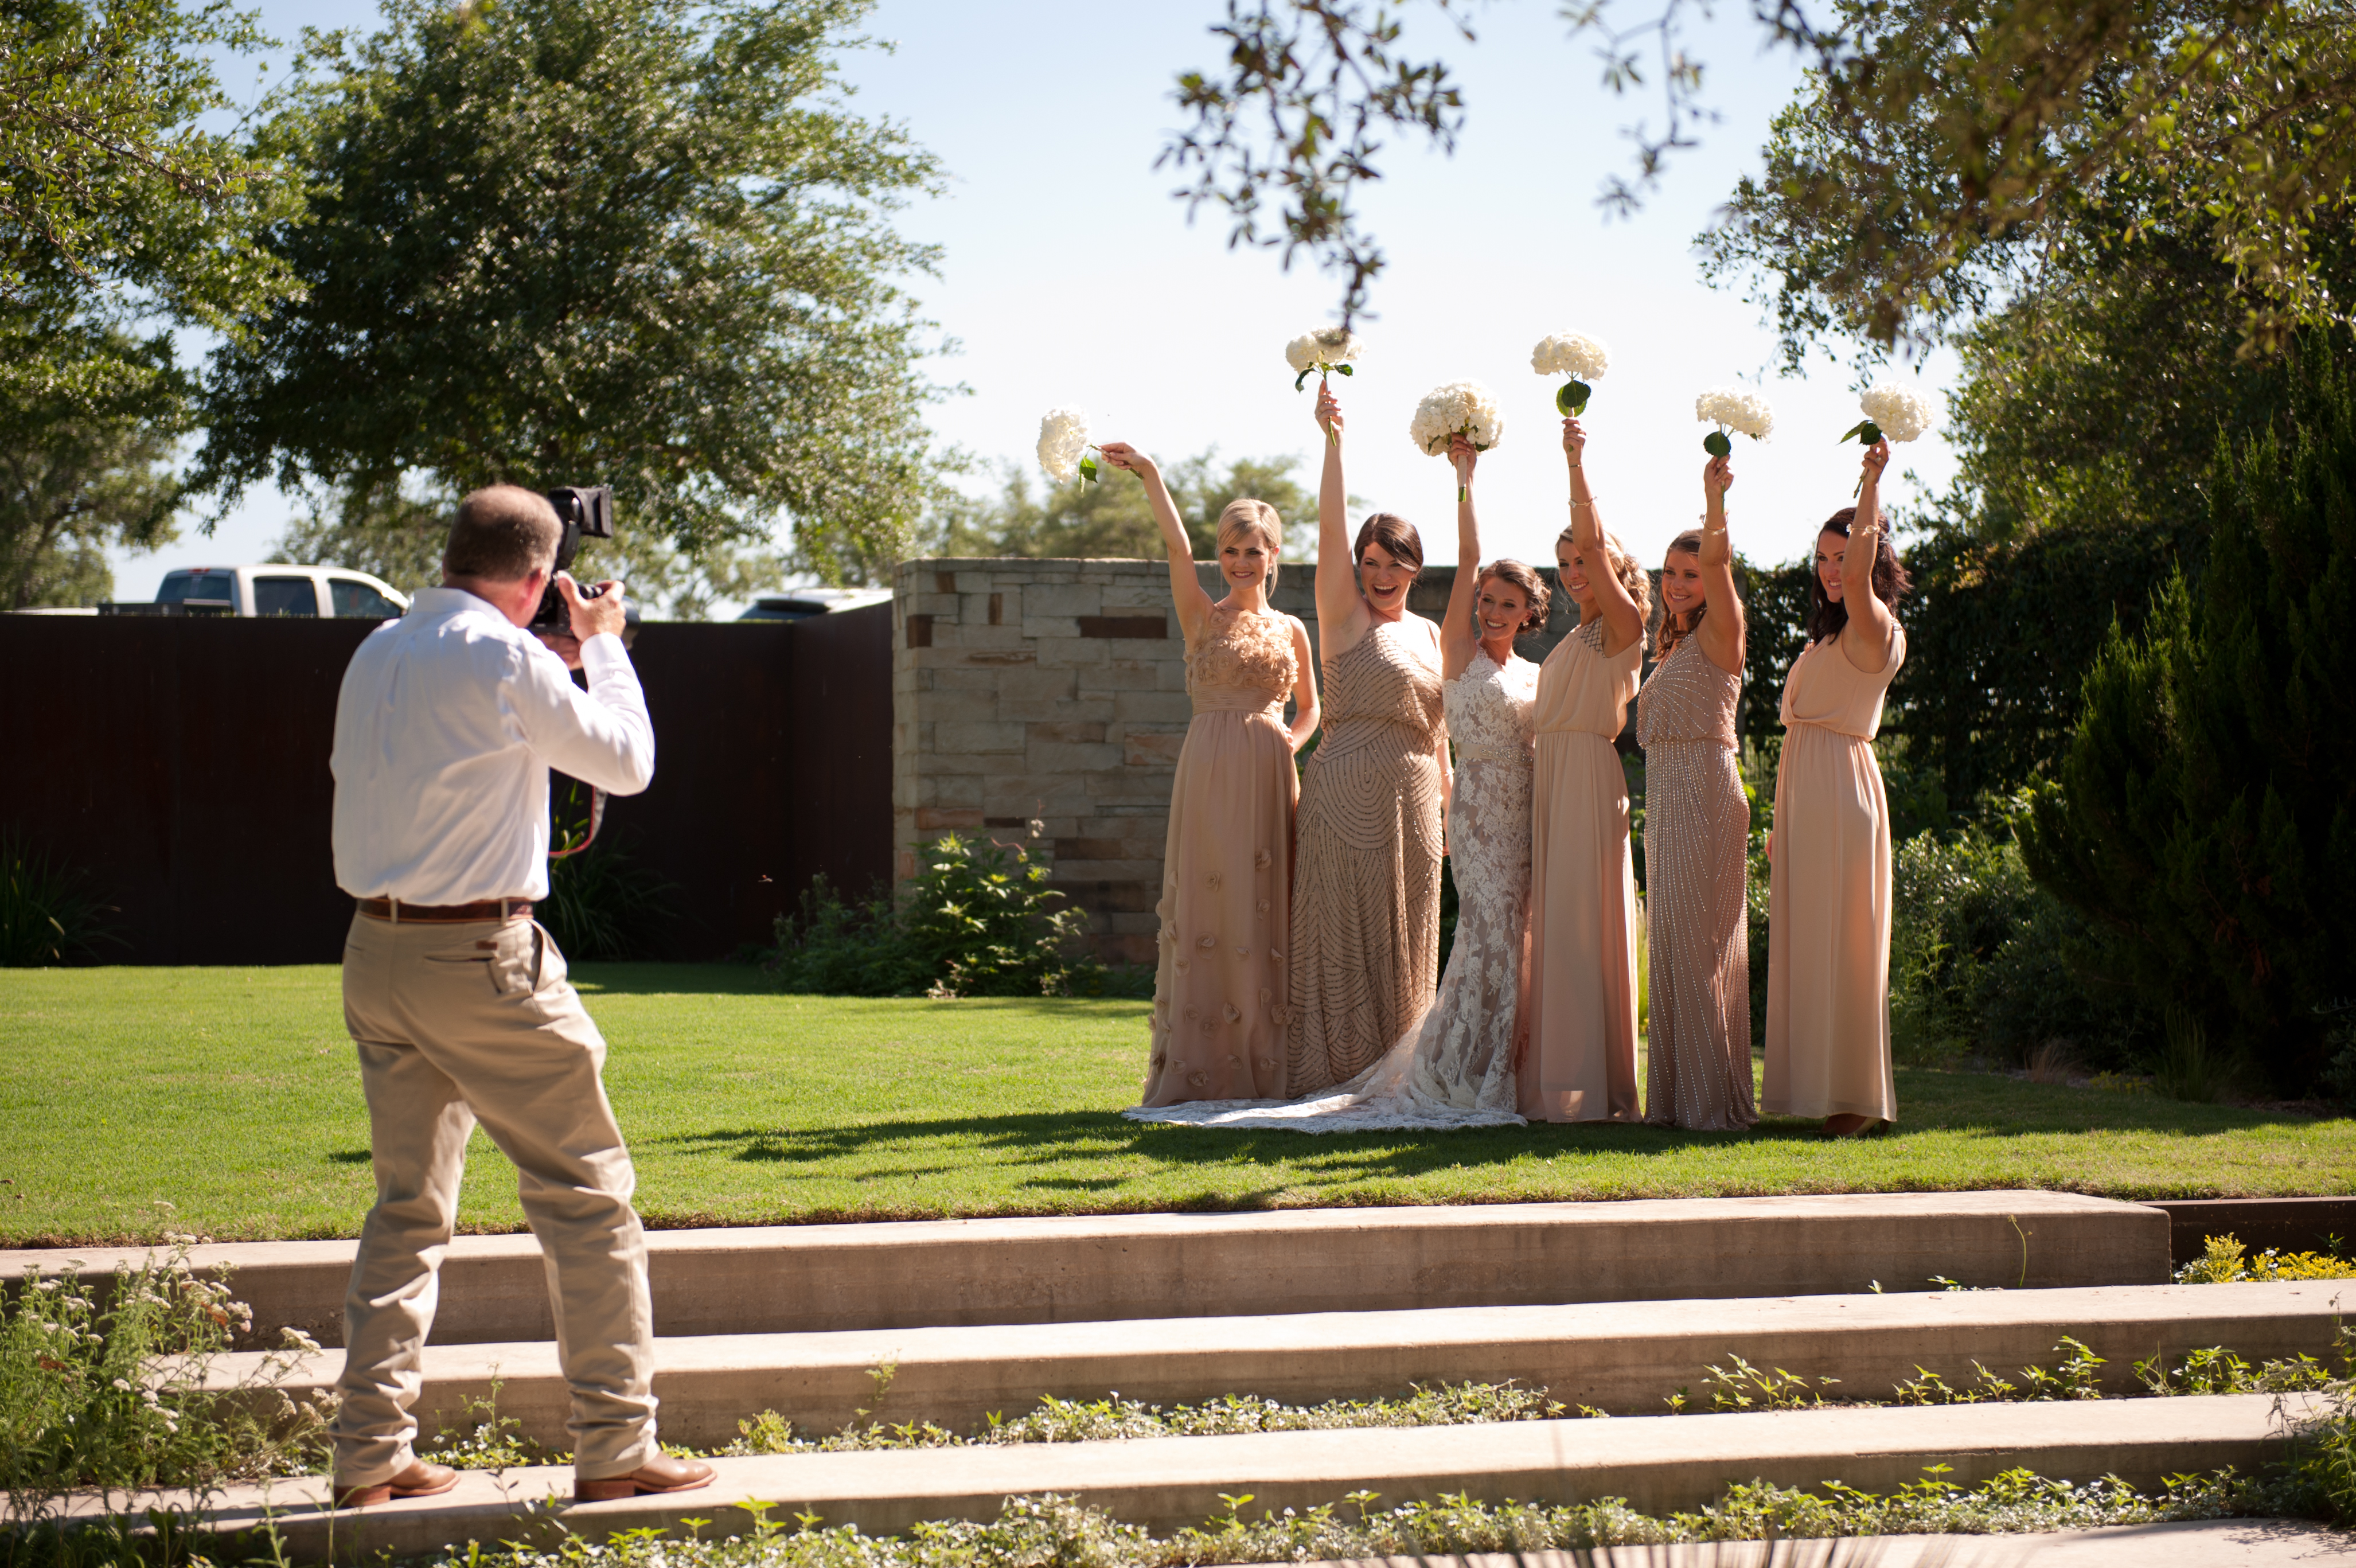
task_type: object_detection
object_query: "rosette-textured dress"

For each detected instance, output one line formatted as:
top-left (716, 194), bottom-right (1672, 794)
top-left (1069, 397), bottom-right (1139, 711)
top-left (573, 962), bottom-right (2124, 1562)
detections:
top-left (1520, 618), bottom-right (1645, 1122)
top-left (1286, 618), bottom-right (1447, 1094)
top-left (1636, 634), bottom-right (1757, 1131)
top-left (1763, 626), bottom-right (1908, 1124)
top-left (1139, 603), bottom-right (1301, 1106)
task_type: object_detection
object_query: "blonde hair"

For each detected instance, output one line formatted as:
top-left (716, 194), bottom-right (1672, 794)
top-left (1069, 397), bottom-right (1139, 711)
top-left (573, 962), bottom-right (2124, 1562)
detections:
top-left (1554, 521), bottom-right (1652, 648)
top-left (1216, 498), bottom-right (1284, 591)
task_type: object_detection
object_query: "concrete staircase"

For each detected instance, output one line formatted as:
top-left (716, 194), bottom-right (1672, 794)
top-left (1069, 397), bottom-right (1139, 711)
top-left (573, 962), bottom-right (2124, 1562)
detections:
top-left (14, 1191), bottom-right (2343, 1563)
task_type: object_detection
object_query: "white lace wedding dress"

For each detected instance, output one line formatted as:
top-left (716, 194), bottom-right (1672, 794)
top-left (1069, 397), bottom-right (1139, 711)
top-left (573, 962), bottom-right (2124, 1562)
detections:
top-left (1125, 648), bottom-right (1538, 1132)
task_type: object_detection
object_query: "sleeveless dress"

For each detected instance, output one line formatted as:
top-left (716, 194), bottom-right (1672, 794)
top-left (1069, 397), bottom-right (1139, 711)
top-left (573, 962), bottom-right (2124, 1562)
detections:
top-left (1285, 617), bottom-right (1448, 1094)
top-left (1137, 603), bottom-right (1300, 1106)
top-left (1521, 618), bottom-right (1644, 1122)
top-left (1127, 647), bottom-right (1534, 1132)
top-left (1636, 634), bottom-right (1757, 1131)
top-left (1763, 625), bottom-right (1908, 1123)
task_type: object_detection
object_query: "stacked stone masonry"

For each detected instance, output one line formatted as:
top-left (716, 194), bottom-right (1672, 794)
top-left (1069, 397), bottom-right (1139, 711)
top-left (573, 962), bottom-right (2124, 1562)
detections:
top-left (892, 558), bottom-right (1585, 964)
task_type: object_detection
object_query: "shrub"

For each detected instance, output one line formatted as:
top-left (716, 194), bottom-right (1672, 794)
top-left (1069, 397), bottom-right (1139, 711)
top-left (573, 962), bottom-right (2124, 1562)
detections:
top-left (539, 785), bottom-right (680, 962)
top-left (0, 832), bottom-right (119, 967)
top-left (769, 829), bottom-right (1102, 998)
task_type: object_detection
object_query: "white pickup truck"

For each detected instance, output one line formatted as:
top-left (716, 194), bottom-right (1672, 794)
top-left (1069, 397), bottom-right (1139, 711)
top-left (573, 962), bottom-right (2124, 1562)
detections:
top-left (146, 564), bottom-right (410, 618)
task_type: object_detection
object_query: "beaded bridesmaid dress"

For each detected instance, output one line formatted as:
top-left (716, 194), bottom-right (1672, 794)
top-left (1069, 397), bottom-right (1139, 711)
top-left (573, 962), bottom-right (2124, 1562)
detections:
top-left (1763, 625), bottom-right (1908, 1123)
top-left (1521, 618), bottom-right (1645, 1122)
top-left (1284, 617), bottom-right (1448, 1095)
top-left (1636, 635), bottom-right (1757, 1131)
top-left (1137, 602), bottom-right (1299, 1106)
top-left (1128, 646), bottom-right (1533, 1131)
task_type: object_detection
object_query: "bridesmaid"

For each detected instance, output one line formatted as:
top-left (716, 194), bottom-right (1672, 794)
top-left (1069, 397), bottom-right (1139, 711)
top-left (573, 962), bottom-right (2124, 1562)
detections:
top-left (1099, 442), bottom-right (1320, 1106)
top-left (1763, 438), bottom-right (1910, 1136)
top-left (1521, 416), bottom-right (1649, 1122)
top-left (1288, 382), bottom-right (1450, 1094)
top-left (1637, 450), bottom-right (1757, 1132)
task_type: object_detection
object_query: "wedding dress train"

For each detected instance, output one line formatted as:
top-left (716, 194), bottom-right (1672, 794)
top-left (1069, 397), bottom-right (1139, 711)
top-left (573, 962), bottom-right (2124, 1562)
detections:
top-left (1125, 647), bottom-right (1537, 1133)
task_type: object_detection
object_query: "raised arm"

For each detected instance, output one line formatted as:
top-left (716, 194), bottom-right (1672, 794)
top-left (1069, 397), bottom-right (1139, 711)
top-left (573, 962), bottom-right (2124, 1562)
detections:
top-left (1439, 434), bottom-right (1482, 679)
top-left (1285, 617), bottom-right (1321, 752)
top-left (1840, 439), bottom-right (1899, 673)
top-left (1695, 454), bottom-right (1746, 677)
top-left (1313, 383), bottom-right (1370, 657)
top-left (1565, 418), bottom-right (1641, 656)
top-left (1098, 442), bottom-right (1212, 642)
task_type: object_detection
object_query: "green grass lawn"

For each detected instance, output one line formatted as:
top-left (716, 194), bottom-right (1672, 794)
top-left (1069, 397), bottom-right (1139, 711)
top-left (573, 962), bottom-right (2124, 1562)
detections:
top-left (2, 964), bottom-right (2351, 1246)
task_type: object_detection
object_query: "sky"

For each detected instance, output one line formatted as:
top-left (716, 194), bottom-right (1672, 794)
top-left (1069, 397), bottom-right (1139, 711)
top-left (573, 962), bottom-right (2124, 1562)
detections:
top-left (108, 0), bottom-right (1963, 607)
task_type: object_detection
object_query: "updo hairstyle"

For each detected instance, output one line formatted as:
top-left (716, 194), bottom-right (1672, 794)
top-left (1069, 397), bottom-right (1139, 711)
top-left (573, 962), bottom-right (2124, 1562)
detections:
top-left (1806, 506), bottom-right (1912, 644)
top-left (1216, 498), bottom-right (1284, 591)
top-left (1353, 512), bottom-right (1423, 578)
top-left (1474, 558), bottom-right (1550, 634)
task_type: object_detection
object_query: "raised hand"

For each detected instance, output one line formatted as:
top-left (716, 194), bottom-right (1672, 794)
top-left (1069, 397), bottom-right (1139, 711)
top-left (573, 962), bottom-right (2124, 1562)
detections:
top-left (1703, 453), bottom-right (1735, 502)
top-left (1316, 384), bottom-right (1344, 441)
top-left (1098, 440), bottom-right (1153, 478)
top-left (1449, 432), bottom-right (1479, 489)
top-left (1860, 436), bottom-right (1891, 486)
top-left (1562, 416), bottom-right (1587, 463)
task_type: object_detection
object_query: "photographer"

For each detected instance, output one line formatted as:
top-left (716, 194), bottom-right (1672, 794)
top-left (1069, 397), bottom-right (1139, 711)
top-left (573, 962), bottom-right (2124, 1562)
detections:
top-left (324, 485), bottom-right (711, 1506)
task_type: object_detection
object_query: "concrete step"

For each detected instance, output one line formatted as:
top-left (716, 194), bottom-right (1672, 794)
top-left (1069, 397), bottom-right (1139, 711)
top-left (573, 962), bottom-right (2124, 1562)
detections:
top-left (9, 1191), bottom-right (2168, 1348)
top-left (41, 1393), bottom-right (2311, 1562)
top-left (204, 1280), bottom-right (2346, 1448)
top-left (1301, 1526), bottom-right (2348, 1566)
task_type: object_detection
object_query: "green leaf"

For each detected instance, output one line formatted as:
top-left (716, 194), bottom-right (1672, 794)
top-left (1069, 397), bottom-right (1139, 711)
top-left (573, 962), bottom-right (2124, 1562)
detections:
top-left (1294, 369), bottom-right (1312, 392)
top-left (1079, 454), bottom-right (1098, 483)
top-left (1335, 363), bottom-right (1354, 376)
top-left (1704, 430), bottom-right (1733, 457)
top-left (1557, 380), bottom-right (1592, 416)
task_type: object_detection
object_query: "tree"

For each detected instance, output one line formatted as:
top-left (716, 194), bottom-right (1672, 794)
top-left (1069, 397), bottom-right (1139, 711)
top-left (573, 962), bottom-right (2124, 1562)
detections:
top-left (194, 0), bottom-right (949, 607)
top-left (0, 346), bottom-right (183, 609)
top-left (927, 450), bottom-right (1317, 562)
top-left (1165, 1), bottom-right (2356, 357)
top-left (2, 0), bottom-right (300, 418)
top-left (2019, 340), bottom-right (2356, 1091)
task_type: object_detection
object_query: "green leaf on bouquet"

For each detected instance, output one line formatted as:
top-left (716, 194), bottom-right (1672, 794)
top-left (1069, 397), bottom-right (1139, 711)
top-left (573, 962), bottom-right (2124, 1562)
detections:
top-left (1294, 369), bottom-right (1312, 391)
top-left (1335, 363), bottom-right (1353, 376)
top-left (1079, 454), bottom-right (1098, 483)
top-left (1704, 430), bottom-right (1733, 457)
top-left (1840, 419), bottom-right (1883, 445)
top-left (1556, 380), bottom-right (1592, 416)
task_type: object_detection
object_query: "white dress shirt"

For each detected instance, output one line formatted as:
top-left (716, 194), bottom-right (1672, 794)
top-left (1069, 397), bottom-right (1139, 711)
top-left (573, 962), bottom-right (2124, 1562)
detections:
top-left (331, 587), bottom-right (656, 903)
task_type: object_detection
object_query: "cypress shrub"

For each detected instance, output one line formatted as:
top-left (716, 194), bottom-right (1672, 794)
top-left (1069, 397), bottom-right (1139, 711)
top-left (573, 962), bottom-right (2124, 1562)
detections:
top-left (2020, 340), bottom-right (2356, 1091)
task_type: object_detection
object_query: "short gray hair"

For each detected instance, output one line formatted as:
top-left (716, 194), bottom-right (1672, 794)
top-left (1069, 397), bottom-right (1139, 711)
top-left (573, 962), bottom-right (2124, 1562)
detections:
top-left (443, 486), bottom-right (560, 582)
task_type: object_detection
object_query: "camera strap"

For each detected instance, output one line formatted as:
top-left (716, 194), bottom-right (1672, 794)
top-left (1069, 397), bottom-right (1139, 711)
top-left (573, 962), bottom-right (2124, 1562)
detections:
top-left (548, 787), bottom-right (608, 860)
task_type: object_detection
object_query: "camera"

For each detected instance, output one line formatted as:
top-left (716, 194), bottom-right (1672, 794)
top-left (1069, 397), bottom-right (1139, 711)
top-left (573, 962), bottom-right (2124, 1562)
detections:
top-left (531, 485), bottom-right (615, 630)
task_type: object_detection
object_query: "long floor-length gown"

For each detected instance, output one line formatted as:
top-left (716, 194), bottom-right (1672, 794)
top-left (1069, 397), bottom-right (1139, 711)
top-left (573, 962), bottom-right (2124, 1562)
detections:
top-left (1762, 625), bottom-right (1908, 1122)
top-left (1128, 646), bottom-right (1535, 1131)
top-left (1637, 634), bottom-right (1757, 1131)
top-left (1137, 602), bottom-right (1301, 1106)
top-left (1521, 618), bottom-right (1644, 1122)
top-left (1284, 617), bottom-right (1447, 1095)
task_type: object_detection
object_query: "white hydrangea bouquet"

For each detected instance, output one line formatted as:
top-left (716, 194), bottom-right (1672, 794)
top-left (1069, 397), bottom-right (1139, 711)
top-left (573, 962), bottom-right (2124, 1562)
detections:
top-left (1839, 381), bottom-right (1940, 493)
top-left (1531, 331), bottom-right (1609, 416)
top-left (1410, 380), bottom-right (1505, 500)
top-left (1037, 407), bottom-right (1098, 486)
top-left (1695, 387), bottom-right (1775, 456)
top-left (1287, 326), bottom-right (1363, 446)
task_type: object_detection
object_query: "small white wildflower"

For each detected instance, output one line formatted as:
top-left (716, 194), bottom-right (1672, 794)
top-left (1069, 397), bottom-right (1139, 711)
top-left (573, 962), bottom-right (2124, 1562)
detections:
top-left (280, 1327), bottom-right (322, 1353)
top-left (112, 1378), bottom-right (133, 1393)
top-left (32, 1280), bottom-right (57, 1293)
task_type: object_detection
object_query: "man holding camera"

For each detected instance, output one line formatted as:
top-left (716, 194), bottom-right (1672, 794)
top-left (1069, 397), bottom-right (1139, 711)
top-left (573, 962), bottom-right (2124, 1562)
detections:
top-left (326, 485), bottom-right (712, 1507)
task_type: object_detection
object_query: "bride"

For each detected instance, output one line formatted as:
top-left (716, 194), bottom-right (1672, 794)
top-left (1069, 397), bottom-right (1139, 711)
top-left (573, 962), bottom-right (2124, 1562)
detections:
top-left (1126, 434), bottom-right (1539, 1132)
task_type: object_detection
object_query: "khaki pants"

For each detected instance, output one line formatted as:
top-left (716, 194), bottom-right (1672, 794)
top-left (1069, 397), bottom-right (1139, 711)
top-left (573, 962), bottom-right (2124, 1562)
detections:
top-left (332, 911), bottom-right (657, 1484)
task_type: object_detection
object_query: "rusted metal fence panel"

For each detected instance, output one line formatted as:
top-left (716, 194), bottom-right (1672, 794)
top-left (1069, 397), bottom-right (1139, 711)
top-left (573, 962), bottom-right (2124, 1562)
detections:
top-left (3, 604), bottom-right (891, 965)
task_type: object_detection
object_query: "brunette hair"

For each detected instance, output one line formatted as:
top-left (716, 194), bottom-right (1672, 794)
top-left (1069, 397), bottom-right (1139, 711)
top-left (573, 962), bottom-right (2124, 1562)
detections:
top-left (1807, 506), bottom-right (1912, 643)
top-left (1474, 557), bottom-right (1550, 634)
top-left (1215, 498), bottom-right (1284, 591)
top-left (444, 485), bottom-right (561, 583)
top-left (1353, 512), bottom-right (1423, 577)
top-left (1554, 520), bottom-right (1652, 643)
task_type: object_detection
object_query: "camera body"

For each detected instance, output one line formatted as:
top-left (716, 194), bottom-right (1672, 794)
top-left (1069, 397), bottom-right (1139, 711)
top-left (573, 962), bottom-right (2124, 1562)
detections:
top-left (531, 485), bottom-right (616, 630)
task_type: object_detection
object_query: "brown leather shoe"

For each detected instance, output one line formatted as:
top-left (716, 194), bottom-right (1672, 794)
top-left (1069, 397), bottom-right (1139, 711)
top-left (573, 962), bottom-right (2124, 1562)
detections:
top-left (333, 1460), bottom-right (459, 1508)
top-left (575, 1454), bottom-right (715, 1502)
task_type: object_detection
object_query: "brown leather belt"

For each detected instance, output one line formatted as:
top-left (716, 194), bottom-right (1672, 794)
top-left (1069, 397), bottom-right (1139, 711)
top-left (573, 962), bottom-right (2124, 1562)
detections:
top-left (357, 897), bottom-right (534, 923)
